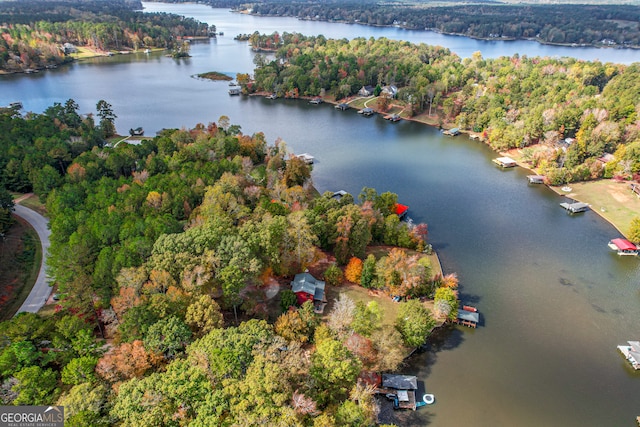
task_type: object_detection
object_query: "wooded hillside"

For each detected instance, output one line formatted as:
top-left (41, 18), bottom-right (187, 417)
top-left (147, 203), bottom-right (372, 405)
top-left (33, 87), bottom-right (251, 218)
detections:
top-left (247, 33), bottom-right (640, 185)
top-left (0, 0), bottom-right (209, 73)
top-left (0, 103), bottom-right (458, 425)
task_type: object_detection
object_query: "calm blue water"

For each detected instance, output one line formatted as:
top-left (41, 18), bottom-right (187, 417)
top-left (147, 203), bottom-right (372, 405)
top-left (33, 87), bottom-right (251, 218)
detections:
top-left (1, 3), bottom-right (639, 426)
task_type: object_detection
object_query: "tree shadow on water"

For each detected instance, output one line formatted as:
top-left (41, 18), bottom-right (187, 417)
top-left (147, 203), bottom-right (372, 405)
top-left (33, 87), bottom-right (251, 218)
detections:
top-left (403, 325), bottom-right (465, 378)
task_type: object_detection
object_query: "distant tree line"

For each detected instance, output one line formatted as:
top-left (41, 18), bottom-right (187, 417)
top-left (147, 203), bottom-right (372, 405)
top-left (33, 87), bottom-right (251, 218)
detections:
top-left (0, 0), bottom-right (210, 72)
top-left (167, 0), bottom-right (640, 48)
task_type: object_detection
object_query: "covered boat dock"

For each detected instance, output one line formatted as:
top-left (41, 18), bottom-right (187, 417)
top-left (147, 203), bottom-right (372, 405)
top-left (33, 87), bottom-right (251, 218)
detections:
top-left (527, 175), bottom-right (545, 184)
top-left (492, 157), bottom-right (517, 168)
top-left (617, 341), bottom-right (640, 370)
top-left (394, 203), bottom-right (409, 219)
top-left (296, 153), bottom-right (315, 164)
top-left (454, 306), bottom-right (480, 328)
top-left (608, 238), bottom-right (638, 256)
top-left (378, 374), bottom-right (419, 410)
top-left (560, 201), bottom-right (589, 213)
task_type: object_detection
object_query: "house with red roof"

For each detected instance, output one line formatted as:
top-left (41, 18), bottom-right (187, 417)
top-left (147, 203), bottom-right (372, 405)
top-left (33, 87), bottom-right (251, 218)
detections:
top-left (291, 272), bottom-right (327, 313)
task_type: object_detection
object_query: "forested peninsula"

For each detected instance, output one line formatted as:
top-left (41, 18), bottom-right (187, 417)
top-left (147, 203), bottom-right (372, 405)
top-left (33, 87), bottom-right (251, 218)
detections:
top-left (242, 32), bottom-right (640, 193)
top-left (164, 0), bottom-right (640, 48)
top-left (0, 102), bottom-right (458, 425)
top-left (0, 0), bottom-right (210, 73)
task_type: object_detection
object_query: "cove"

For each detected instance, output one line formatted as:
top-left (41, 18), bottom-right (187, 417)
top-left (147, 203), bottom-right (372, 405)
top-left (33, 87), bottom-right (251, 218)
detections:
top-left (1, 3), bottom-right (639, 426)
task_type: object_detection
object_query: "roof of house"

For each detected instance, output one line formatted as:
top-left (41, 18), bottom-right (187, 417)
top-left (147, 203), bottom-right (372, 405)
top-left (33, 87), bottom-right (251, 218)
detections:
top-left (598, 153), bottom-right (615, 163)
top-left (611, 238), bottom-right (637, 251)
top-left (382, 85), bottom-right (398, 95)
top-left (291, 273), bottom-right (325, 301)
top-left (382, 374), bottom-right (418, 390)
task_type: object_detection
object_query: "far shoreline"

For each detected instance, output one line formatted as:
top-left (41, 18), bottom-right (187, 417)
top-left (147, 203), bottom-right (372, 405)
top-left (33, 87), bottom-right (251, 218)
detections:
top-left (239, 10), bottom-right (640, 51)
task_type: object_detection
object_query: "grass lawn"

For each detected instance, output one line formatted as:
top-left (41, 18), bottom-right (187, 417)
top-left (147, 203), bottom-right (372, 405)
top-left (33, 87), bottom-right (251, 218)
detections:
top-left (70, 46), bottom-right (107, 59)
top-left (505, 148), bottom-right (640, 238)
top-left (554, 180), bottom-right (640, 236)
top-left (321, 245), bottom-right (445, 327)
top-left (324, 282), bottom-right (401, 327)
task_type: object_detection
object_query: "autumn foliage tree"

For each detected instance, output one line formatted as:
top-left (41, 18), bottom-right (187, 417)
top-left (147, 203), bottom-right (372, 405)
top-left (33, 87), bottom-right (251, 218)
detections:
top-left (96, 340), bottom-right (162, 387)
top-left (344, 257), bottom-right (363, 283)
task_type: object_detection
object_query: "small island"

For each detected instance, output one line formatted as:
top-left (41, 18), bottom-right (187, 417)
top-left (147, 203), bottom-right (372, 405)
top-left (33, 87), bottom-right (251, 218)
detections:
top-left (197, 71), bottom-right (233, 81)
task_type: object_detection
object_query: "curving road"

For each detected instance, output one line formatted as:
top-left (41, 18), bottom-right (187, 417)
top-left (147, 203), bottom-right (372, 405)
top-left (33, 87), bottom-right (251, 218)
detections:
top-left (13, 204), bottom-right (52, 315)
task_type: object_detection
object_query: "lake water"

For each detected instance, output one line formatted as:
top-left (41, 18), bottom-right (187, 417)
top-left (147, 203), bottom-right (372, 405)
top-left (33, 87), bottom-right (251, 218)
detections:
top-left (1, 3), bottom-right (639, 426)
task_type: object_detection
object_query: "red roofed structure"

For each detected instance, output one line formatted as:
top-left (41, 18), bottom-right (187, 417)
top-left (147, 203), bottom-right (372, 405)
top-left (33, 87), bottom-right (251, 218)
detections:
top-left (395, 203), bottom-right (408, 218)
top-left (608, 238), bottom-right (638, 255)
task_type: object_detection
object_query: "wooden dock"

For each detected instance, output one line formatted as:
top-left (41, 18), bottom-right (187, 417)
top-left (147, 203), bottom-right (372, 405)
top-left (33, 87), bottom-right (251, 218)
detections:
top-left (376, 387), bottom-right (417, 410)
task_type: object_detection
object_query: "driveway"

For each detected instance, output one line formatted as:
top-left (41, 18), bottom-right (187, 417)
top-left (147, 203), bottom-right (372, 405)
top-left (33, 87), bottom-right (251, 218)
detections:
top-left (13, 204), bottom-right (52, 314)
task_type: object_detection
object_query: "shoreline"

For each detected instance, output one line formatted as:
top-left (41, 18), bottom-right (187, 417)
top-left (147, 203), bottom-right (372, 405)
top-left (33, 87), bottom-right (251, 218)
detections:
top-left (311, 94), bottom-right (637, 239)
top-left (243, 11), bottom-right (640, 51)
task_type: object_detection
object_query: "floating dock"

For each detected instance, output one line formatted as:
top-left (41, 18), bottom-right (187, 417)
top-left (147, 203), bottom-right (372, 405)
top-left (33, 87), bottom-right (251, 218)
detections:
top-left (617, 341), bottom-right (640, 370)
top-left (560, 201), bottom-right (589, 213)
top-left (492, 157), bottom-right (517, 168)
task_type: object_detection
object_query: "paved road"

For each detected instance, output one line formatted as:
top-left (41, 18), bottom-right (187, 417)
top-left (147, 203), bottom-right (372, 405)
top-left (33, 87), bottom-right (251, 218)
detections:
top-left (13, 204), bottom-right (52, 314)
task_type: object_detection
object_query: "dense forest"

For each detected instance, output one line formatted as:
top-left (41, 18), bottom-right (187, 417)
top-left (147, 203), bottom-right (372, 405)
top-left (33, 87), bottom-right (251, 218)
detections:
top-left (161, 0), bottom-right (640, 47)
top-left (0, 0), bottom-right (210, 73)
top-left (244, 32), bottom-right (640, 185)
top-left (0, 102), bottom-right (459, 425)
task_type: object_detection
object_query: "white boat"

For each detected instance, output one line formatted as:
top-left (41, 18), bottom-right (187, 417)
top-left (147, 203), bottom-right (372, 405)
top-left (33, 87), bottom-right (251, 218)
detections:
top-left (423, 394), bottom-right (435, 405)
